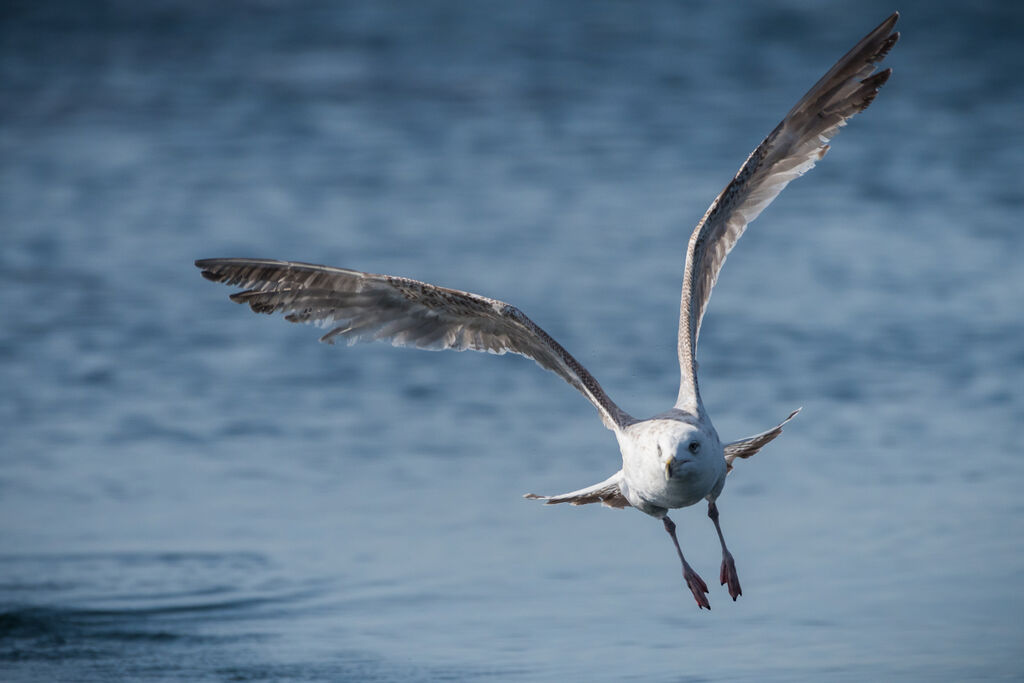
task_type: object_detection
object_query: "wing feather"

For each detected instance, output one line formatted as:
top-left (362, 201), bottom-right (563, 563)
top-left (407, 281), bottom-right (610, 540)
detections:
top-left (675, 13), bottom-right (899, 413)
top-left (724, 409), bottom-right (801, 472)
top-left (197, 258), bottom-right (634, 431)
top-left (524, 471), bottom-right (630, 508)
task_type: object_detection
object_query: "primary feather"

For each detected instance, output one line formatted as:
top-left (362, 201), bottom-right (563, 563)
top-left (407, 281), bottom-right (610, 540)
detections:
top-left (675, 13), bottom-right (899, 415)
top-left (197, 258), bottom-right (634, 431)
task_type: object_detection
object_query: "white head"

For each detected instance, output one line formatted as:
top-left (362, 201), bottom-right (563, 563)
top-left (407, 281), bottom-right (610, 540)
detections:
top-left (659, 421), bottom-right (723, 485)
top-left (616, 414), bottom-right (726, 511)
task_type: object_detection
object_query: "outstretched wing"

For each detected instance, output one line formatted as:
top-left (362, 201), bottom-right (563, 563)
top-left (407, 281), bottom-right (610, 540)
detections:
top-left (524, 471), bottom-right (630, 509)
top-left (675, 13), bottom-right (899, 414)
top-left (724, 408), bottom-right (801, 472)
top-left (196, 258), bottom-right (635, 431)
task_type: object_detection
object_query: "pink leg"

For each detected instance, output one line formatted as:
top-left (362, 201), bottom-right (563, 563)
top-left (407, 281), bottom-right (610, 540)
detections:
top-left (708, 501), bottom-right (742, 601)
top-left (663, 516), bottom-right (710, 610)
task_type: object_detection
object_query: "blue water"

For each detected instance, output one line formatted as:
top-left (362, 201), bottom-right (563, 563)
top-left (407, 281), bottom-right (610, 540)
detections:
top-left (2, 1), bottom-right (1022, 680)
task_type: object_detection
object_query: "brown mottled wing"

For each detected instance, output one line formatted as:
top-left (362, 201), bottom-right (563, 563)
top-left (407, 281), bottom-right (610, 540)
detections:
top-left (724, 409), bottom-right (801, 472)
top-left (675, 13), bottom-right (899, 414)
top-left (196, 258), bottom-right (635, 431)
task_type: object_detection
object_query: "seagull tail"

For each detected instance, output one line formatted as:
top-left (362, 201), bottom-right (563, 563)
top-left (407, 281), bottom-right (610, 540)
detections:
top-left (524, 471), bottom-right (630, 509)
top-left (724, 408), bottom-right (802, 472)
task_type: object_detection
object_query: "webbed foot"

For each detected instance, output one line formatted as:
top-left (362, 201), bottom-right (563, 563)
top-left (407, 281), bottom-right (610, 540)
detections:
top-left (720, 550), bottom-right (742, 601)
top-left (684, 564), bottom-right (711, 610)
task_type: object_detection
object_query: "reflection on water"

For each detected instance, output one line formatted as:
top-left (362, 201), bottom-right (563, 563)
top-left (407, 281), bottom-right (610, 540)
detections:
top-left (2, 1), bottom-right (1022, 680)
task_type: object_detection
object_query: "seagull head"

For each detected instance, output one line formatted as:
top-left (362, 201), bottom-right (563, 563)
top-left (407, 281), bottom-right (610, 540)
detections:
top-left (662, 425), bottom-right (719, 481)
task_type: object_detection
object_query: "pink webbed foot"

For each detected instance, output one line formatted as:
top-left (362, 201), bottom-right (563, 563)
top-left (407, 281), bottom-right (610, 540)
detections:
top-left (720, 551), bottom-right (742, 601)
top-left (684, 564), bottom-right (711, 610)
top-left (663, 515), bottom-right (711, 610)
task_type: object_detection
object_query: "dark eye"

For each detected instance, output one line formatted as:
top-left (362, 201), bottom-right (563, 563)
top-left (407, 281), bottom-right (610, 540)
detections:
top-left (688, 441), bottom-right (700, 454)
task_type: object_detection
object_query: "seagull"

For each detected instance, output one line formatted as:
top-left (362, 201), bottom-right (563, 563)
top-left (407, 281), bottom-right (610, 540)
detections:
top-left (197, 13), bottom-right (898, 610)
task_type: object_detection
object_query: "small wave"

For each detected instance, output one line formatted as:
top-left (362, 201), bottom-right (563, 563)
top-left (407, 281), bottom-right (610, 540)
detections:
top-left (0, 550), bottom-right (330, 670)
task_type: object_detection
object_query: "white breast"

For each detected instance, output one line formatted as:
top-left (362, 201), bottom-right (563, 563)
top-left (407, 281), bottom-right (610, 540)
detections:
top-left (615, 416), bottom-right (727, 515)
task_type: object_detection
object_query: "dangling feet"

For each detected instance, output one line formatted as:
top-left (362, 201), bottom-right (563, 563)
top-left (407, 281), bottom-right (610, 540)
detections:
top-left (708, 501), bottom-right (742, 601)
top-left (719, 549), bottom-right (742, 601)
top-left (684, 562), bottom-right (711, 610)
top-left (663, 516), bottom-right (711, 610)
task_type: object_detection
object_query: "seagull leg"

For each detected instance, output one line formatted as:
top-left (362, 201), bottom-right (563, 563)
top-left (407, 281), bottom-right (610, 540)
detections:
top-left (663, 516), bottom-right (710, 610)
top-left (708, 501), bottom-right (742, 600)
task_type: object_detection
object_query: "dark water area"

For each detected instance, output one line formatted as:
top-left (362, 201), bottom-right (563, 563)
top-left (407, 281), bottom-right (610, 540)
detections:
top-left (2, 1), bottom-right (1022, 680)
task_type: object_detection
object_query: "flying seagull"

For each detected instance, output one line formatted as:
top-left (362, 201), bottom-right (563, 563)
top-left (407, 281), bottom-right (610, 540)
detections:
top-left (197, 13), bottom-right (898, 610)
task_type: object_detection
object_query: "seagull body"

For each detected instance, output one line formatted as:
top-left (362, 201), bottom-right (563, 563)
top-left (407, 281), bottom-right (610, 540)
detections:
top-left (619, 412), bottom-right (725, 514)
top-left (197, 13), bottom-right (899, 609)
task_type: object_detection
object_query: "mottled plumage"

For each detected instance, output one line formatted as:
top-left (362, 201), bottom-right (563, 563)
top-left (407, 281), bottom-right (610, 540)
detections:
top-left (198, 13), bottom-right (899, 609)
top-left (198, 260), bottom-right (633, 431)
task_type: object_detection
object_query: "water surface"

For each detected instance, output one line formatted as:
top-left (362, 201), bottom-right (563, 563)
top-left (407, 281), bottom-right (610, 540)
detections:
top-left (2, 1), bottom-right (1022, 680)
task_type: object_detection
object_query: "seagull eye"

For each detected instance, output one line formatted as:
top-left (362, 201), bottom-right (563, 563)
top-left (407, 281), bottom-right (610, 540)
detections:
top-left (688, 441), bottom-right (700, 454)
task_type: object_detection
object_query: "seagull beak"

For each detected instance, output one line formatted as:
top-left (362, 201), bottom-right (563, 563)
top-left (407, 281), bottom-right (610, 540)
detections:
top-left (664, 460), bottom-right (672, 480)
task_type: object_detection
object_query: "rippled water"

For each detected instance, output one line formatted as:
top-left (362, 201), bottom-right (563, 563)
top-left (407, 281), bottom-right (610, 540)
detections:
top-left (2, 1), bottom-right (1022, 680)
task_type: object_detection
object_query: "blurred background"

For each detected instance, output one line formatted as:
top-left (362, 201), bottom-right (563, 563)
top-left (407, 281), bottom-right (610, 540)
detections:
top-left (1, 0), bottom-right (1021, 680)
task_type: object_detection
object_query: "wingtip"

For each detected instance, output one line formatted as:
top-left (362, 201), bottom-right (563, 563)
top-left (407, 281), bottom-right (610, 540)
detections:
top-left (523, 493), bottom-right (559, 505)
top-left (873, 12), bottom-right (900, 63)
top-left (196, 258), bottom-right (227, 281)
top-left (878, 11), bottom-right (900, 33)
top-left (876, 32), bottom-right (899, 63)
top-left (863, 67), bottom-right (893, 88)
